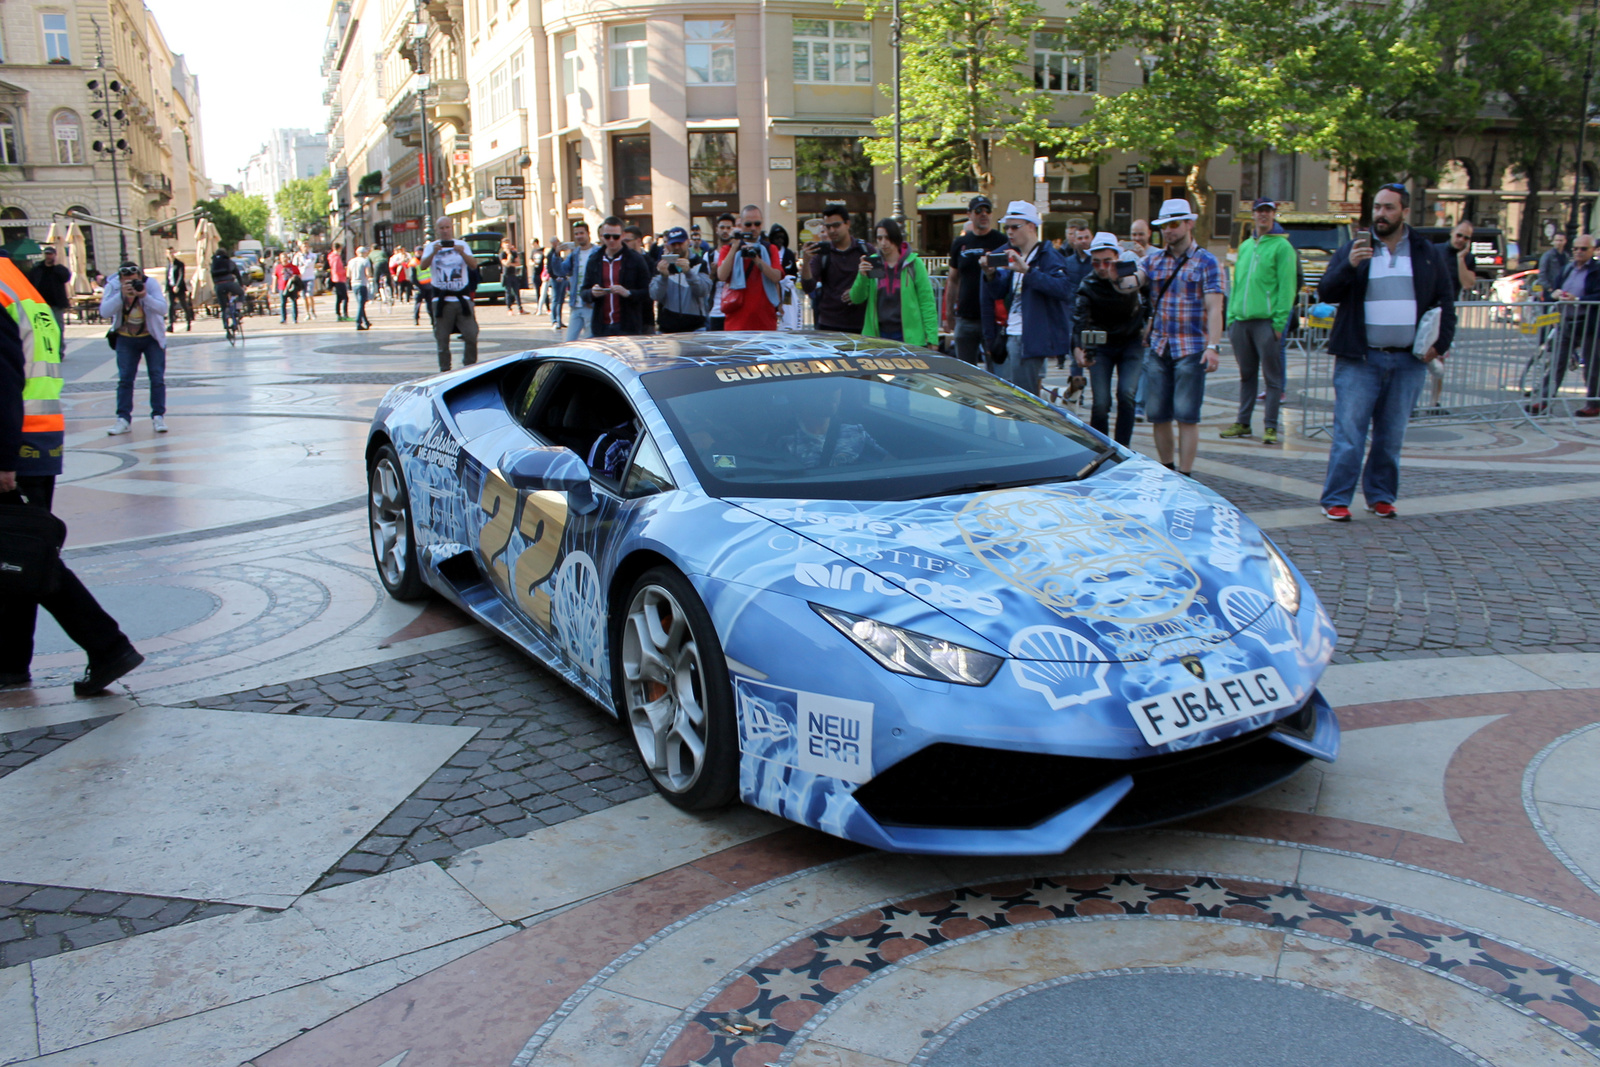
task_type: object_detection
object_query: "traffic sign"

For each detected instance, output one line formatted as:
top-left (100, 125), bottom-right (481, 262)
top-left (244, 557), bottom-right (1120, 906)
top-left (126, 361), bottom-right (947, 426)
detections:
top-left (493, 176), bottom-right (526, 201)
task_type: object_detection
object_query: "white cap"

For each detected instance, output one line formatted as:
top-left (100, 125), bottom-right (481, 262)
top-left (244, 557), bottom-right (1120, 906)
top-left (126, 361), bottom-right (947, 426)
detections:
top-left (1000, 201), bottom-right (1042, 227)
top-left (1089, 231), bottom-right (1121, 253)
top-left (1153, 199), bottom-right (1198, 224)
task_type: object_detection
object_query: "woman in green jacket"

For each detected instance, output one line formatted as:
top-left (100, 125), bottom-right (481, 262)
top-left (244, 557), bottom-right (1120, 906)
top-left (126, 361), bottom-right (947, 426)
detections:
top-left (848, 217), bottom-right (939, 347)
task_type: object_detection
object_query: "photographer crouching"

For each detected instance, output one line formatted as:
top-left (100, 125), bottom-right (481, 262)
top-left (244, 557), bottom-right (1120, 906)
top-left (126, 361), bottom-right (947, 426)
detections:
top-left (99, 263), bottom-right (169, 436)
top-left (1074, 233), bottom-right (1148, 445)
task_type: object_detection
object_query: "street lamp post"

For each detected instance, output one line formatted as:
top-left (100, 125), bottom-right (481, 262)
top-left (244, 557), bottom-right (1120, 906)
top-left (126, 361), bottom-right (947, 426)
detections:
top-left (88, 18), bottom-right (129, 262)
top-left (890, 0), bottom-right (905, 227)
top-left (412, 3), bottom-right (436, 243)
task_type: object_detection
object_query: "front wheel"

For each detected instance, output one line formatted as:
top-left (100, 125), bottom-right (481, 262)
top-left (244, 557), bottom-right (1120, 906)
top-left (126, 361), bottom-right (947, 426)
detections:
top-left (368, 444), bottom-right (426, 600)
top-left (614, 567), bottom-right (738, 811)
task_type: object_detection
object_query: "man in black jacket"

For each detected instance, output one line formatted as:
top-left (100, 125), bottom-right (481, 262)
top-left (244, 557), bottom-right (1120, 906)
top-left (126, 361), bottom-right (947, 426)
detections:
top-left (164, 248), bottom-right (193, 331)
top-left (1073, 233), bottom-right (1147, 445)
top-left (583, 217), bottom-right (653, 337)
top-left (28, 246), bottom-right (73, 339)
top-left (1539, 233), bottom-right (1600, 416)
top-left (1316, 183), bottom-right (1456, 521)
top-left (800, 205), bottom-right (869, 334)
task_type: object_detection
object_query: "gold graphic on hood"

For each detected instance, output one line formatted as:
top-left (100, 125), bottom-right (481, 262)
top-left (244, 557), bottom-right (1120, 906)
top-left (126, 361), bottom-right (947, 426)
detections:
top-left (954, 489), bottom-right (1200, 624)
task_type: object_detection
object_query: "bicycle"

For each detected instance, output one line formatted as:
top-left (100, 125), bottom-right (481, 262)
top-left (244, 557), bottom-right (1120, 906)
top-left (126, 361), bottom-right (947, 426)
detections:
top-left (223, 291), bottom-right (244, 346)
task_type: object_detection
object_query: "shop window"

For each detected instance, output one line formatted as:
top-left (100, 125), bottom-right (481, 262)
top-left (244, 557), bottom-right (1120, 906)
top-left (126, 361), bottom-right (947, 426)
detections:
top-left (1033, 33), bottom-right (1097, 93)
top-left (689, 132), bottom-right (737, 194)
top-left (685, 20), bottom-right (735, 85)
top-left (612, 134), bottom-right (651, 199)
top-left (792, 20), bottom-right (870, 84)
top-left (796, 136), bottom-right (873, 195)
top-left (609, 25), bottom-right (647, 89)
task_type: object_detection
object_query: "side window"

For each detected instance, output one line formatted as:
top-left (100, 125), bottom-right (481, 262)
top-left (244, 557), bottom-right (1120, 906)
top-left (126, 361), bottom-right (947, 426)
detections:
top-left (514, 361), bottom-right (558, 426)
top-left (622, 432), bottom-right (675, 497)
top-left (530, 369), bottom-right (639, 486)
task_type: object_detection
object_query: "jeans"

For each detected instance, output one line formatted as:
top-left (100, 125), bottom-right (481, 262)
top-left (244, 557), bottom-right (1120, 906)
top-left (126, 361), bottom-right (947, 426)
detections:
top-left (165, 288), bottom-right (192, 329)
top-left (355, 284), bottom-right (371, 327)
top-left (434, 295), bottom-right (479, 371)
top-left (333, 281), bottom-right (349, 318)
top-left (953, 318), bottom-right (986, 367)
top-left (565, 305), bottom-right (594, 341)
top-left (1141, 344), bottom-right (1207, 424)
top-left (1539, 306), bottom-right (1600, 402)
top-left (0, 477), bottom-right (132, 675)
top-left (1229, 319), bottom-right (1283, 429)
top-left (114, 334), bottom-right (165, 421)
top-left (505, 281), bottom-right (523, 310)
top-left (1086, 340), bottom-right (1144, 445)
top-left (550, 280), bottom-right (568, 324)
top-left (1319, 348), bottom-right (1428, 508)
top-left (280, 291), bottom-right (299, 322)
top-left (1003, 336), bottom-right (1045, 394)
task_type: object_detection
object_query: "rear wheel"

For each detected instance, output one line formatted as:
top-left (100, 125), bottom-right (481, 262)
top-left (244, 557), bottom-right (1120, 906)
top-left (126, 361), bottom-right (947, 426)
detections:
top-left (368, 444), bottom-right (426, 600)
top-left (614, 567), bottom-right (737, 811)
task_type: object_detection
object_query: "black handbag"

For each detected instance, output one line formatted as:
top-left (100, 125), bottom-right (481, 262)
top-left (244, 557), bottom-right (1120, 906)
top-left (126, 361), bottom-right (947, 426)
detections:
top-left (0, 496), bottom-right (66, 599)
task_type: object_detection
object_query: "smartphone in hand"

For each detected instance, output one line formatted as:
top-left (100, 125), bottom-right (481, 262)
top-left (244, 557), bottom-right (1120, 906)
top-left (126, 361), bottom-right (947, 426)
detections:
top-left (1353, 230), bottom-right (1371, 252)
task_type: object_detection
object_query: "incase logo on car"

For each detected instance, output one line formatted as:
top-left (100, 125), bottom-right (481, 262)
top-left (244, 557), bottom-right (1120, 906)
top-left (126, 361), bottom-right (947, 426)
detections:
top-left (794, 562), bottom-right (1002, 616)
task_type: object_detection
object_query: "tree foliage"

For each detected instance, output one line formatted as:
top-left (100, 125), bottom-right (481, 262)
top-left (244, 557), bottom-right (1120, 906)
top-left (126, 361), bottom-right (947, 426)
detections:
top-left (276, 173), bottom-right (332, 239)
top-left (224, 192), bottom-right (271, 242)
top-left (857, 0), bottom-right (1055, 197)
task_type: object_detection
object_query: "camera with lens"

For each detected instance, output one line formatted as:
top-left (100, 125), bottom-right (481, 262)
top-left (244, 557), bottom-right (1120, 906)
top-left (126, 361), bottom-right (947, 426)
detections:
top-left (1080, 329), bottom-right (1108, 347)
top-left (739, 236), bottom-right (760, 259)
top-left (118, 264), bottom-right (145, 292)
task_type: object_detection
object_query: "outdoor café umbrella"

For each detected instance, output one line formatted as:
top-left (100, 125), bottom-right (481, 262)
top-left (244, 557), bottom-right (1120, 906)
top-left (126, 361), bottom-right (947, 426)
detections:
top-left (192, 218), bottom-right (217, 305)
top-left (64, 221), bottom-right (93, 298)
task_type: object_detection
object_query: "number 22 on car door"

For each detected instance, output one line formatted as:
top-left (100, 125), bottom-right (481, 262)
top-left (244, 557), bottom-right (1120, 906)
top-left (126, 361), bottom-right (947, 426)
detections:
top-left (476, 471), bottom-right (571, 630)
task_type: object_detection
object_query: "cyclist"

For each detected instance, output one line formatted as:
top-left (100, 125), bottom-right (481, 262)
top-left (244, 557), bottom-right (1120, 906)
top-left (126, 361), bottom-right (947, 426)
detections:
top-left (210, 249), bottom-right (246, 332)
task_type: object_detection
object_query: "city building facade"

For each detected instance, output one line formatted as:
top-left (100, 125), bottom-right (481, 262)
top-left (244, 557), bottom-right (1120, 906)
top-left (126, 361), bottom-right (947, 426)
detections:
top-left (0, 0), bottom-right (207, 272)
top-left (242, 128), bottom-right (329, 240)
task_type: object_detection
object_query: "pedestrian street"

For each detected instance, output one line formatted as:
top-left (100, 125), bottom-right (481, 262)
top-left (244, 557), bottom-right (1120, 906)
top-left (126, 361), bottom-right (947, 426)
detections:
top-left (4, 310), bottom-right (1600, 1067)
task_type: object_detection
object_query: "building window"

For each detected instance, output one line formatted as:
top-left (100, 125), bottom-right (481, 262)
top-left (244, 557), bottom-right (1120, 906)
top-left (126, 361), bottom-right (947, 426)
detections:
top-left (43, 12), bottom-right (71, 63)
top-left (612, 134), bottom-right (651, 198)
top-left (689, 132), bottom-right (737, 195)
top-left (796, 136), bottom-right (873, 195)
top-left (685, 20), bottom-right (734, 85)
top-left (1033, 33), bottom-right (1097, 93)
top-left (792, 20), bottom-right (870, 85)
top-left (560, 34), bottom-right (578, 96)
top-left (563, 139), bottom-right (582, 207)
top-left (486, 0), bottom-right (498, 24)
top-left (54, 111), bottom-right (82, 164)
top-left (489, 62), bottom-right (511, 122)
top-left (1, 207), bottom-right (27, 247)
top-left (609, 25), bottom-right (647, 88)
top-left (510, 50), bottom-right (524, 109)
top-left (0, 111), bottom-right (18, 164)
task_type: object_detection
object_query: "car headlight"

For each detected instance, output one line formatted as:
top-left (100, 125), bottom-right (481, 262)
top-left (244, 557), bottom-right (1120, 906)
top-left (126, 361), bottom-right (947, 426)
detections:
top-left (812, 605), bottom-right (1002, 686)
top-left (1263, 540), bottom-right (1302, 615)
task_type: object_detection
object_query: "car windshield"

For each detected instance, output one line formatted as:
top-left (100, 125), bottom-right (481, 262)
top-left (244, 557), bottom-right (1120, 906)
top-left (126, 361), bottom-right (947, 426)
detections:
top-left (640, 354), bottom-right (1109, 501)
top-left (1284, 226), bottom-right (1344, 253)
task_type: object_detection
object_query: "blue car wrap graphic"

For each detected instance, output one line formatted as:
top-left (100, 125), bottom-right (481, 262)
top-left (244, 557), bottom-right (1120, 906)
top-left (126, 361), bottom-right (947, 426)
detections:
top-left (367, 334), bottom-right (1339, 855)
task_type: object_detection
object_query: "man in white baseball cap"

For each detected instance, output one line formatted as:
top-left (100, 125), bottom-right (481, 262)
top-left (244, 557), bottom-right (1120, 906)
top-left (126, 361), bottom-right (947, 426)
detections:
top-left (1139, 198), bottom-right (1225, 475)
top-left (1075, 233), bottom-right (1148, 445)
top-left (979, 201), bottom-right (1076, 396)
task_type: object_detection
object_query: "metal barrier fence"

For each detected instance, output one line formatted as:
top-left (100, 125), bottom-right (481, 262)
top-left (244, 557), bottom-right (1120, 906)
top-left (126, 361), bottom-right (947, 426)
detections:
top-left (1289, 299), bottom-right (1600, 436)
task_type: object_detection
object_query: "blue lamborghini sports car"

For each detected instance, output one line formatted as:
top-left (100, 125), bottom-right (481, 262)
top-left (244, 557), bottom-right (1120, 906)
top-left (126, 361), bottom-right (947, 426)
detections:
top-left (366, 332), bottom-right (1339, 855)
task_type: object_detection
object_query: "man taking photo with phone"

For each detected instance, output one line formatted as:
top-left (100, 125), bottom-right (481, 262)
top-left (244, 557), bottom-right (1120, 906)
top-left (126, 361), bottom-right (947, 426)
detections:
top-left (800, 206), bottom-right (870, 334)
top-left (980, 201), bottom-right (1075, 396)
top-left (1316, 182), bottom-right (1456, 520)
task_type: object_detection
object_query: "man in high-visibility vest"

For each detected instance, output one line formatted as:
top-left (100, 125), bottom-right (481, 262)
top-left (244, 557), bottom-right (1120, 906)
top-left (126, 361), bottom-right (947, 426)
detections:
top-left (0, 250), bottom-right (142, 694)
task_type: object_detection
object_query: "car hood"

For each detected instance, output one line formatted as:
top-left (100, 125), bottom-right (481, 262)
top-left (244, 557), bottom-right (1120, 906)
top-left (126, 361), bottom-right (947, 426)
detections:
top-left (732, 458), bottom-right (1289, 663)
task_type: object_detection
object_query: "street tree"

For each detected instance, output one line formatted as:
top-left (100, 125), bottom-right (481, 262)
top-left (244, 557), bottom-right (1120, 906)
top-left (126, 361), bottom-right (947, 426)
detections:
top-left (222, 192), bottom-right (270, 242)
top-left (276, 172), bottom-right (332, 240)
top-left (856, 0), bottom-right (1055, 198)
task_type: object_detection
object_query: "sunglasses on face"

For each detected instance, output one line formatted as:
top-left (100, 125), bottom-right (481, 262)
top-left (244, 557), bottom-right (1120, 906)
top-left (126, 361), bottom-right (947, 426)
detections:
top-left (601, 233), bottom-right (623, 240)
top-left (971, 207), bottom-right (992, 214)
top-left (1002, 223), bottom-right (1024, 231)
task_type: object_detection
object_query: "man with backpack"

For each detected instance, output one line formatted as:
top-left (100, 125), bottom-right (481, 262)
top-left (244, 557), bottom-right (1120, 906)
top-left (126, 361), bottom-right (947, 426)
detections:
top-left (800, 205), bottom-right (869, 334)
top-left (420, 216), bottom-right (478, 371)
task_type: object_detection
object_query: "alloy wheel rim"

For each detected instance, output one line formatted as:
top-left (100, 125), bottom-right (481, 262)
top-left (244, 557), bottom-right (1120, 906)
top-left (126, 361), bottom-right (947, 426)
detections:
top-left (369, 457), bottom-right (409, 587)
top-left (622, 585), bottom-right (708, 793)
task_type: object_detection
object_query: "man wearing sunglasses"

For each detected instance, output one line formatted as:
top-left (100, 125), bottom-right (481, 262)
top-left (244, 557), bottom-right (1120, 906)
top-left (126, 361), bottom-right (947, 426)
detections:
top-left (1316, 182), bottom-right (1456, 520)
top-left (715, 205), bottom-right (785, 330)
top-left (980, 201), bottom-right (1075, 396)
top-left (582, 217), bottom-right (652, 337)
top-left (945, 196), bottom-right (1009, 367)
top-left (800, 205), bottom-right (870, 334)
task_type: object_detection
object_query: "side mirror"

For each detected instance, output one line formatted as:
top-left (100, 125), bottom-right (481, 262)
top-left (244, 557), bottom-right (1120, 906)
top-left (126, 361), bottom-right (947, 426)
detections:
top-left (498, 446), bottom-right (597, 513)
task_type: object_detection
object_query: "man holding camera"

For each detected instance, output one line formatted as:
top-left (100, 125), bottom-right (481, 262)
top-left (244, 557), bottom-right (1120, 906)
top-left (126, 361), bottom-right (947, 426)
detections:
top-left (944, 196), bottom-right (1008, 365)
top-left (716, 205), bottom-right (785, 331)
top-left (801, 206), bottom-right (870, 335)
top-left (420, 216), bottom-right (478, 372)
top-left (1074, 233), bottom-right (1148, 445)
top-left (100, 263), bottom-right (169, 435)
top-left (980, 202), bottom-right (1075, 396)
top-left (650, 227), bottom-right (712, 333)
top-left (583, 217), bottom-right (652, 337)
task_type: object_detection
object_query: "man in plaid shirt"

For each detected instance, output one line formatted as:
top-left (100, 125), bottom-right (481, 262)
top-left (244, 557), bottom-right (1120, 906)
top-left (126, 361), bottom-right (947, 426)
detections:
top-left (1142, 199), bottom-right (1225, 475)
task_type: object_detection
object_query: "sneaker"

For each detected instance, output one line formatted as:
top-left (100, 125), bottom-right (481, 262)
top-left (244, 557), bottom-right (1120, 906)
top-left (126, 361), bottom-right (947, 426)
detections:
top-left (1262, 427), bottom-right (1279, 445)
top-left (1367, 501), bottom-right (1398, 518)
top-left (1219, 423), bottom-right (1252, 439)
top-left (107, 418), bottom-right (131, 435)
top-left (152, 416), bottom-right (168, 434)
top-left (73, 646), bottom-right (145, 697)
top-left (1577, 406), bottom-right (1600, 419)
top-left (1321, 505), bottom-right (1352, 522)
top-left (0, 672), bottom-right (30, 689)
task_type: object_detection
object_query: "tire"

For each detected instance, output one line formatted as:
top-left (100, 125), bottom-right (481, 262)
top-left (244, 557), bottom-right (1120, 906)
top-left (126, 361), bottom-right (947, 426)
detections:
top-left (368, 444), bottom-right (427, 601)
top-left (613, 566), bottom-right (738, 811)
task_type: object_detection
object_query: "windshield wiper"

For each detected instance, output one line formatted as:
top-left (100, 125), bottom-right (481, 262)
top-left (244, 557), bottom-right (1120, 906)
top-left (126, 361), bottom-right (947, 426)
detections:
top-left (1068, 447), bottom-right (1120, 481)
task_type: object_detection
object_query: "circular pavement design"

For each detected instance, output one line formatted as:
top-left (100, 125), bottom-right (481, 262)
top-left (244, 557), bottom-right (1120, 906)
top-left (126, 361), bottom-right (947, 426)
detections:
top-left (31, 582), bottom-right (220, 655)
top-left (919, 971), bottom-right (1474, 1067)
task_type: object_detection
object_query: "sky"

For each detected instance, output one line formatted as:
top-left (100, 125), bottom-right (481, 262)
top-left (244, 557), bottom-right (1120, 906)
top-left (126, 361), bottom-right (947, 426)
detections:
top-left (147, 0), bottom-right (331, 184)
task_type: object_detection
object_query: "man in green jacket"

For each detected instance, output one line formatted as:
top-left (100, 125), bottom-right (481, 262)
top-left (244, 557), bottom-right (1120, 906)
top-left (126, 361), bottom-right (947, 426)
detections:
top-left (1221, 198), bottom-right (1298, 445)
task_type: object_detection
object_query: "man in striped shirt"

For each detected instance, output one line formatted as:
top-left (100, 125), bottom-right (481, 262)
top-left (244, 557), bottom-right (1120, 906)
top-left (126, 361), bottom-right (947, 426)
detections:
top-left (1315, 183), bottom-right (1456, 520)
